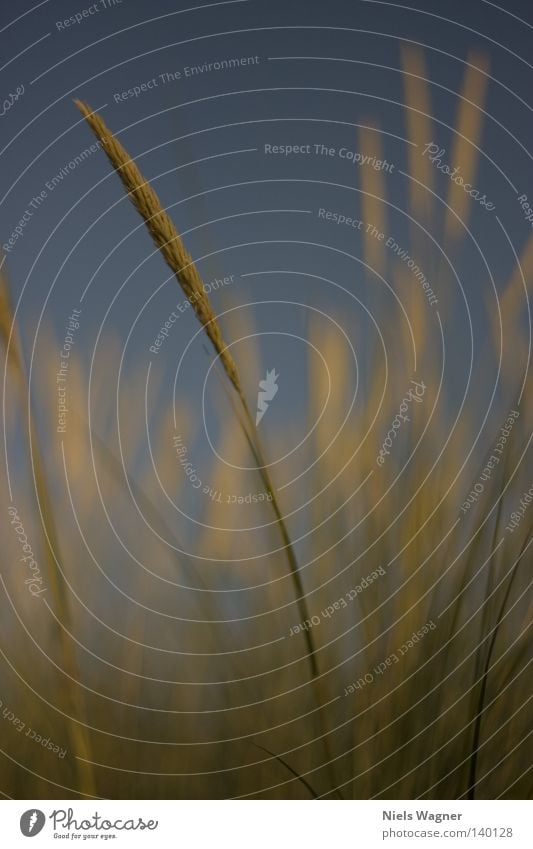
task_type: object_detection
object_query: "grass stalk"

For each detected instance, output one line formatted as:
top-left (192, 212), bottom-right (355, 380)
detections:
top-left (0, 264), bottom-right (96, 795)
top-left (466, 533), bottom-right (528, 799)
top-left (74, 101), bottom-right (339, 793)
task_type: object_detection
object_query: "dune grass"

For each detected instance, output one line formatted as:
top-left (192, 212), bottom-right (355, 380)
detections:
top-left (0, 50), bottom-right (530, 800)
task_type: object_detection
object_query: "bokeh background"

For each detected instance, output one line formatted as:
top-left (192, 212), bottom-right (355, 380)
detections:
top-left (0, 0), bottom-right (531, 799)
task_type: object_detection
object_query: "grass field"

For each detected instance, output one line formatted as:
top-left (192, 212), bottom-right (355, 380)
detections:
top-left (0, 47), bottom-right (531, 800)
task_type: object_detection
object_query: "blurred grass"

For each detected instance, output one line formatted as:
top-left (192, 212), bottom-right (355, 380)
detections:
top-left (0, 47), bottom-right (531, 800)
top-left (0, 265), bottom-right (530, 799)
